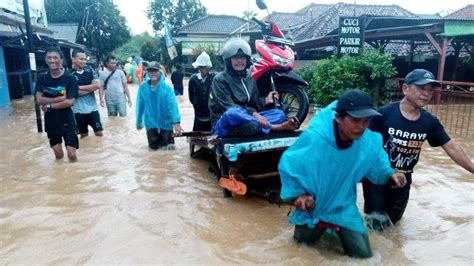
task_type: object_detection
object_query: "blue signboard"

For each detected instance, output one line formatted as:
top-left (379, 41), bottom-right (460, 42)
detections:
top-left (0, 47), bottom-right (10, 106)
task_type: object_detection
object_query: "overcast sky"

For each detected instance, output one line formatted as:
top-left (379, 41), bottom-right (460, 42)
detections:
top-left (114, 0), bottom-right (472, 35)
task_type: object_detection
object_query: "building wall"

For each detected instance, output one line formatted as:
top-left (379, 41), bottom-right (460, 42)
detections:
top-left (0, 47), bottom-right (10, 106)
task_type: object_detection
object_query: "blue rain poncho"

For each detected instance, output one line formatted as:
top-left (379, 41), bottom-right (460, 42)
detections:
top-left (278, 101), bottom-right (394, 234)
top-left (136, 70), bottom-right (181, 131)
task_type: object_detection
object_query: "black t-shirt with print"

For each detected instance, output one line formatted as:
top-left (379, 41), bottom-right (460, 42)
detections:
top-left (68, 66), bottom-right (97, 87)
top-left (369, 102), bottom-right (450, 173)
top-left (35, 71), bottom-right (79, 134)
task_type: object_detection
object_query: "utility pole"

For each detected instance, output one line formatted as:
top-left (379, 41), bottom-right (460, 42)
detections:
top-left (23, 0), bottom-right (42, 132)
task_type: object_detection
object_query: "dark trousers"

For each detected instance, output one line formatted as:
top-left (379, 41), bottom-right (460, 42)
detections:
top-left (294, 224), bottom-right (372, 258)
top-left (146, 128), bottom-right (174, 149)
top-left (362, 174), bottom-right (412, 224)
top-left (226, 121), bottom-right (260, 137)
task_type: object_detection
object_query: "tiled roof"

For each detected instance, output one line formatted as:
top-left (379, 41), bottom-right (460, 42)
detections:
top-left (48, 23), bottom-right (78, 43)
top-left (258, 4), bottom-right (332, 32)
top-left (292, 3), bottom-right (417, 42)
top-left (296, 3), bottom-right (333, 18)
top-left (177, 15), bottom-right (248, 35)
top-left (263, 12), bottom-right (308, 30)
top-left (416, 14), bottom-right (443, 20)
top-left (444, 5), bottom-right (474, 20)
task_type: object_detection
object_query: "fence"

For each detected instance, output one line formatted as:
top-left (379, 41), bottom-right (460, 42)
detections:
top-left (388, 79), bottom-right (474, 139)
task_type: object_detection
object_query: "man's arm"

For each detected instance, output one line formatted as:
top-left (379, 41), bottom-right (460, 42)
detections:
top-left (78, 80), bottom-right (101, 96)
top-left (36, 92), bottom-right (66, 105)
top-left (49, 98), bottom-right (76, 109)
top-left (123, 81), bottom-right (132, 107)
top-left (99, 85), bottom-right (105, 107)
top-left (442, 140), bottom-right (474, 173)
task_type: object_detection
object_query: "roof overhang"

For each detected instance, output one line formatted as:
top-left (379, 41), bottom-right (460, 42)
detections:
top-left (0, 9), bottom-right (53, 35)
top-left (295, 23), bottom-right (444, 50)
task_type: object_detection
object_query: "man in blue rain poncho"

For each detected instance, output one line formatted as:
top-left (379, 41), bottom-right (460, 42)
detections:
top-left (136, 61), bottom-right (183, 150)
top-left (279, 89), bottom-right (407, 258)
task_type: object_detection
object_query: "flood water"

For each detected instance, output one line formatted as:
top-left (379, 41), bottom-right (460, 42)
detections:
top-left (1, 80), bottom-right (473, 264)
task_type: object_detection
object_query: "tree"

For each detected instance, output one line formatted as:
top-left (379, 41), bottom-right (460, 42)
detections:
top-left (147, 0), bottom-right (207, 35)
top-left (114, 33), bottom-right (156, 62)
top-left (141, 39), bottom-right (162, 62)
top-left (45, 0), bottom-right (131, 60)
top-left (300, 51), bottom-right (397, 106)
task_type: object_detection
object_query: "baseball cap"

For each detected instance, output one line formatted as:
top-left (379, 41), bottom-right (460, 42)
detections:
top-left (334, 89), bottom-right (381, 118)
top-left (404, 69), bottom-right (441, 87)
top-left (147, 61), bottom-right (160, 71)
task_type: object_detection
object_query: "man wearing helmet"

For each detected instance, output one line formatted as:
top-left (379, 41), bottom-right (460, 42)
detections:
top-left (188, 51), bottom-right (216, 131)
top-left (209, 38), bottom-right (298, 137)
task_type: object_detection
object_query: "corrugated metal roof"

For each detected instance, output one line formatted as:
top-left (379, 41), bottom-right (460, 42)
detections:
top-left (48, 23), bottom-right (78, 43)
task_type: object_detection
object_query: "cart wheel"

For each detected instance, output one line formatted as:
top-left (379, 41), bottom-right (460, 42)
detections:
top-left (223, 188), bottom-right (232, 198)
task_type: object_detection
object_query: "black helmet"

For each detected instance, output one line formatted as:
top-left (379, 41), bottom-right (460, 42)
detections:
top-left (221, 38), bottom-right (251, 60)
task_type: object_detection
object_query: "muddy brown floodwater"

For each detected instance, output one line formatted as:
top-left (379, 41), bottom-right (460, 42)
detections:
top-left (1, 80), bottom-right (473, 264)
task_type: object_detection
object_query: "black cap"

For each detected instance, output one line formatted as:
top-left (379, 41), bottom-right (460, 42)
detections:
top-left (334, 89), bottom-right (381, 118)
top-left (405, 69), bottom-right (441, 87)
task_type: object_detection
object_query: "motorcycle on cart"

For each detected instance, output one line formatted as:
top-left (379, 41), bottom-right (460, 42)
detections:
top-left (187, 0), bottom-right (310, 201)
top-left (252, 0), bottom-right (309, 124)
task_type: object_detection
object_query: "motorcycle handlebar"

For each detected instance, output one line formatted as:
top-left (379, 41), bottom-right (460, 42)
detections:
top-left (251, 17), bottom-right (271, 31)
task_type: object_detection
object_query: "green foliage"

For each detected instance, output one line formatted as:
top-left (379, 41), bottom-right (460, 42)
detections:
top-left (45, 0), bottom-right (84, 22)
top-left (114, 33), bottom-right (158, 62)
top-left (45, 0), bottom-right (131, 60)
top-left (141, 39), bottom-right (162, 62)
top-left (302, 51), bottom-right (397, 106)
top-left (147, 0), bottom-right (207, 35)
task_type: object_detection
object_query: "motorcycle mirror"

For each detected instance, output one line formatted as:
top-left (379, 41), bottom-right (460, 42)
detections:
top-left (256, 0), bottom-right (267, 10)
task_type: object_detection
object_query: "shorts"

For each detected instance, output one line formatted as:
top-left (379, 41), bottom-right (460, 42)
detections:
top-left (106, 100), bottom-right (127, 117)
top-left (75, 111), bottom-right (103, 134)
top-left (47, 129), bottom-right (79, 149)
top-left (146, 128), bottom-right (174, 149)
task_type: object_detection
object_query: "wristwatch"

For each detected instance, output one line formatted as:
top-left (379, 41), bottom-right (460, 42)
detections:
top-left (46, 103), bottom-right (52, 112)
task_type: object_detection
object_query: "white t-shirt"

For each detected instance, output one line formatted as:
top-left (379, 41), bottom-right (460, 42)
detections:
top-left (99, 69), bottom-right (127, 103)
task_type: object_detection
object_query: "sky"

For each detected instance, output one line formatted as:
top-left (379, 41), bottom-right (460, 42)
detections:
top-left (114, 0), bottom-right (473, 35)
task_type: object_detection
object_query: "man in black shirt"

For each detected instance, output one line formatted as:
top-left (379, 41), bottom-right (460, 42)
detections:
top-left (171, 65), bottom-right (184, 96)
top-left (70, 49), bottom-right (103, 138)
top-left (363, 69), bottom-right (474, 229)
top-left (188, 51), bottom-right (215, 131)
top-left (35, 47), bottom-right (79, 162)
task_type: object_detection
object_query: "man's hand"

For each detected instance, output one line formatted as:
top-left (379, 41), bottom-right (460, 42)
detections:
top-left (127, 99), bottom-right (132, 107)
top-left (265, 91), bottom-right (279, 105)
top-left (100, 99), bottom-right (105, 107)
top-left (294, 194), bottom-right (315, 211)
top-left (253, 112), bottom-right (269, 128)
top-left (173, 123), bottom-right (184, 137)
top-left (390, 172), bottom-right (407, 188)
